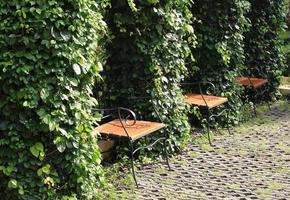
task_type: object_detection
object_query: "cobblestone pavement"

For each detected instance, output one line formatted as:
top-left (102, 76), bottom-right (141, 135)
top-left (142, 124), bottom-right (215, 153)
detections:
top-left (120, 104), bottom-right (290, 200)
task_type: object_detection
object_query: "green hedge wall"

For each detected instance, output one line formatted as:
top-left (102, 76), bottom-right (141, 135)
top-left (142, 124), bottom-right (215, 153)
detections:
top-left (189, 0), bottom-right (251, 123)
top-left (102, 0), bottom-right (196, 153)
top-left (0, 1), bottom-right (107, 199)
top-left (245, 0), bottom-right (286, 99)
top-left (283, 2), bottom-right (290, 76)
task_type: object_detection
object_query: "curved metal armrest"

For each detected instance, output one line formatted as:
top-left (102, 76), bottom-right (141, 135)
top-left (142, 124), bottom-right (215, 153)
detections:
top-left (117, 107), bottom-right (137, 126)
top-left (117, 107), bottom-right (137, 139)
top-left (93, 107), bottom-right (137, 125)
top-left (93, 107), bottom-right (137, 139)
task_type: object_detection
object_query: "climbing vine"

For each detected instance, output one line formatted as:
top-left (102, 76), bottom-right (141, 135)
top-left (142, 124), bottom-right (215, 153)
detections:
top-left (102, 0), bottom-right (196, 154)
top-left (0, 0), bottom-right (108, 199)
top-left (244, 0), bottom-right (287, 100)
top-left (189, 0), bottom-right (251, 123)
top-left (0, 0), bottom-right (287, 198)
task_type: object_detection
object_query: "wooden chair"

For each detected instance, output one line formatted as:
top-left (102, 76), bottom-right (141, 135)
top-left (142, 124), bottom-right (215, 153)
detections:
top-left (93, 106), bottom-right (170, 188)
top-left (235, 77), bottom-right (268, 89)
top-left (235, 77), bottom-right (269, 115)
top-left (181, 81), bottom-right (231, 145)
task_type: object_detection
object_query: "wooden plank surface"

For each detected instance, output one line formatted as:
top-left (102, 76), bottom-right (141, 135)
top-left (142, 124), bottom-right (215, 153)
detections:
top-left (184, 93), bottom-right (228, 109)
top-left (235, 77), bottom-right (268, 89)
top-left (95, 119), bottom-right (165, 141)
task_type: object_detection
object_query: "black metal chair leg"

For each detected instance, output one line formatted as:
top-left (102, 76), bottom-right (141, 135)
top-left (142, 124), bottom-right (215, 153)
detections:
top-left (130, 141), bottom-right (138, 188)
top-left (226, 109), bottom-right (232, 135)
top-left (163, 132), bottom-right (171, 171)
top-left (267, 101), bottom-right (271, 111)
top-left (163, 141), bottom-right (171, 171)
top-left (206, 115), bottom-right (212, 146)
top-left (253, 101), bottom-right (257, 117)
top-left (207, 123), bottom-right (212, 146)
top-left (215, 125), bottom-right (222, 135)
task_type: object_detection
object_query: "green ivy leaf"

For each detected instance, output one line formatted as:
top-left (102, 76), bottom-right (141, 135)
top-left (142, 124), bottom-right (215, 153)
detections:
top-left (37, 164), bottom-right (51, 176)
top-left (18, 185), bottom-right (24, 195)
top-left (61, 195), bottom-right (78, 200)
top-left (42, 164), bottom-right (51, 174)
top-left (8, 179), bottom-right (18, 189)
top-left (37, 168), bottom-right (43, 176)
top-left (53, 136), bottom-right (66, 152)
top-left (30, 142), bottom-right (44, 158)
top-left (40, 88), bottom-right (49, 100)
top-left (60, 31), bottom-right (71, 42)
top-left (73, 64), bottom-right (81, 75)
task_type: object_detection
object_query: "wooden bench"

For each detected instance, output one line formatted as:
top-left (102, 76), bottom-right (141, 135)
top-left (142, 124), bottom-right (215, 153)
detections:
top-left (95, 119), bottom-right (165, 141)
top-left (235, 77), bottom-right (268, 89)
top-left (94, 107), bottom-right (170, 188)
top-left (184, 93), bottom-right (228, 109)
top-left (235, 77), bottom-right (269, 115)
top-left (182, 81), bottom-right (231, 145)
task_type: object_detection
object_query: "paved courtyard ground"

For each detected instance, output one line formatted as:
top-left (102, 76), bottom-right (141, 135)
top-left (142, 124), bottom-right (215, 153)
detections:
top-left (116, 102), bottom-right (290, 200)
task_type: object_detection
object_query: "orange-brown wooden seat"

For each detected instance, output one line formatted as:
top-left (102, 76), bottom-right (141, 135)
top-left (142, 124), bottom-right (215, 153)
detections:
top-left (95, 119), bottom-right (165, 141)
top-left (184, 93), bottom-right (228, 109)
top-left (94, 107), bottom-right (169, 188)
top-left (181, 81), bottom-right (231, 145)
top-left (235, 77), bottom-right (268, 89)
top-left (235, 77), bottom-right (270, 116)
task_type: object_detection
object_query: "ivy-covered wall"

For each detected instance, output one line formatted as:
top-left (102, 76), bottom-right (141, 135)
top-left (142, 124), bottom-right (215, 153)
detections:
top-left (283, 1), bottom-right (290, 76)
top-left (245, 0), bottom-right (286, 99)
top-left (102, 0), bottom-right (196, 152)
top-left (0, 1), bottom-right (107, 199)
top-left (0, 0), bottom-right (287, 198)
top-left (189, 0), bottom-right (251, 123)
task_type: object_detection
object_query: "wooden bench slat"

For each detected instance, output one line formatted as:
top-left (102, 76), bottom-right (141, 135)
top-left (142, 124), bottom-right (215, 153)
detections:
top-left (95, 119), bottom-right (166, 141)
top-left (184, 93), bottom-right (228, 109)
top-left (235, 77), bottom-right (268, 89)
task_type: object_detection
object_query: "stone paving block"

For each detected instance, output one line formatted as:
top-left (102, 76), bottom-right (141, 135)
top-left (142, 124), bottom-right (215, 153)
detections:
top-left (118, 106), bottom-right (290, 199)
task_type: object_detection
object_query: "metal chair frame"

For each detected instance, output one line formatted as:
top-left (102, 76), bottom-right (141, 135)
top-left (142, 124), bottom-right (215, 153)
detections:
top-left (238, 76), bottom-right (271, 116)
top-left (181, 81), bottom-right (231, 145)
top-left (93, 104), bottom-right (170, 188)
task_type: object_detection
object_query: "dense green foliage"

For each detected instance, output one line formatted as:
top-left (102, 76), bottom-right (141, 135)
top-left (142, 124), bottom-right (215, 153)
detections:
top-left (0, 1), bottom-right (108, 199)
top-left (281, 2), bottom-right (290, 76)
top-left (245, 0), bottom-right (287, 99)
top-left (189, 0), bottom-right (251, 123)
top-left (281, 31), bottom-right (290, 76)
top-left (0, 0), bottom-right (287, 198)
top-left (102, 0), bottom-right (196, 153)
